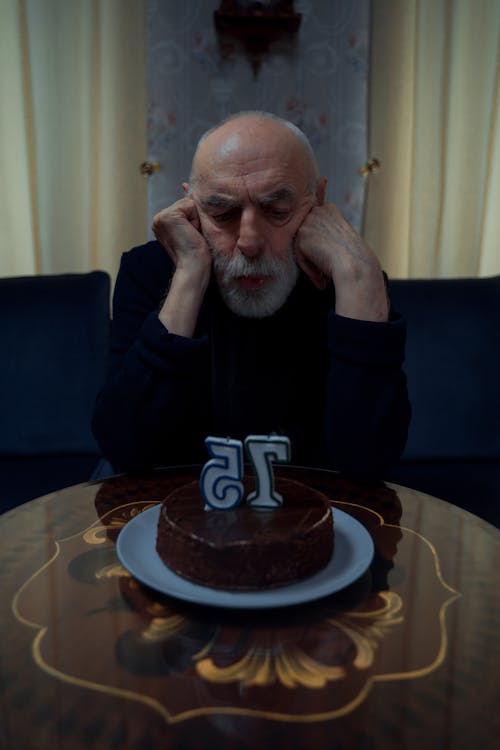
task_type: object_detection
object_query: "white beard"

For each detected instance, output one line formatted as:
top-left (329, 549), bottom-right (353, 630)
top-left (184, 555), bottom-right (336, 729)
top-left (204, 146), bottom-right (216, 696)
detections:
top-left (211, 246), bottom-right (299, 318)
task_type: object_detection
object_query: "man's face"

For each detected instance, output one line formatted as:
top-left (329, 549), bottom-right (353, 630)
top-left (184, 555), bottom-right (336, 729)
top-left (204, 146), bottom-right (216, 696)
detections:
top-left (190, 118), bottom-right (320, 317)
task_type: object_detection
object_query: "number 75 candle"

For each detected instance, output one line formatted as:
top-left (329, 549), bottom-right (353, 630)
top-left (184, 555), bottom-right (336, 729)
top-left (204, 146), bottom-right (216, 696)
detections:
top-left (200, 435), bottom-right (291, 510)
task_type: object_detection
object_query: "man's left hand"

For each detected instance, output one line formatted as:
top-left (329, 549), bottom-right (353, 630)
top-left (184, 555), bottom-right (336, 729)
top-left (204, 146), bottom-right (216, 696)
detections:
top-left (295, 202), bottom-right (389, 322)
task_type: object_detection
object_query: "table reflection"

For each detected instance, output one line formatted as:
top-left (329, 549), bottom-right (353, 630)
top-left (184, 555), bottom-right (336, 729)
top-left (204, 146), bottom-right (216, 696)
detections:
top-left (2, 466), bottom-right (498, 750)
top-left (11, 469), bottom-right (459, 726)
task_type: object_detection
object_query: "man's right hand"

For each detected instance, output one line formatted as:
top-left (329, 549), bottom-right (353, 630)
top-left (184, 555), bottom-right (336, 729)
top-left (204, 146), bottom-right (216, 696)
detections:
top-left (152, 197), bottom-right (212, 279)
top-left (152, 198), bottom-right (212, 338)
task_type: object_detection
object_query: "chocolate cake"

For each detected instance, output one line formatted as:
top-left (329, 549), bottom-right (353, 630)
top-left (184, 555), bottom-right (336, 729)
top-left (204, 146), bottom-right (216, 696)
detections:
top-left (156, 477), bottom-right (334, 590)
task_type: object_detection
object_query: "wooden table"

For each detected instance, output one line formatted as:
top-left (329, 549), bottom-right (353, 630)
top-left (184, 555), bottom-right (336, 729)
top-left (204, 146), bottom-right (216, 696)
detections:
top-left (1, 466), bottom-right (498, 749)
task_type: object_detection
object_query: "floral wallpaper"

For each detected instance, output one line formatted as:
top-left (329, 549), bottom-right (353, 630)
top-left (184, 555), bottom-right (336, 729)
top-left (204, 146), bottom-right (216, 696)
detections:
top-left (146, 0), bottom-right (369, 233)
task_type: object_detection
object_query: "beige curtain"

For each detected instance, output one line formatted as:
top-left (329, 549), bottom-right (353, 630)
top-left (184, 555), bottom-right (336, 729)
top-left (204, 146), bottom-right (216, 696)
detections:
top-left (0, 0), bottom-right (147, 280)
top-left (364, 0), bottom-right (500, 278)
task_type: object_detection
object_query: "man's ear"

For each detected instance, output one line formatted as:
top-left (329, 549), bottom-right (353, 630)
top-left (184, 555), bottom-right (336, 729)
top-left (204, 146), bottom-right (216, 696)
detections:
top-left (182, 182), bottom-right (189, 195)
top-left (315, 176), bottom-right (327, 206)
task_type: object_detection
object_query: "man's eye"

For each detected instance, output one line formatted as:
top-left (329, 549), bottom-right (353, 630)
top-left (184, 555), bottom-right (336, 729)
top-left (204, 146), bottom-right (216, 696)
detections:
top-left (213, 211), bottom-right (238, 223)
top-left (267, 209), bottom-right (291, 220)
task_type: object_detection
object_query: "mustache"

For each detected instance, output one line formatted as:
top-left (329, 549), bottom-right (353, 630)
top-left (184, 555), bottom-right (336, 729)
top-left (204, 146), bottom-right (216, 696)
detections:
top-left (210, 245), bottom-right (297, 281)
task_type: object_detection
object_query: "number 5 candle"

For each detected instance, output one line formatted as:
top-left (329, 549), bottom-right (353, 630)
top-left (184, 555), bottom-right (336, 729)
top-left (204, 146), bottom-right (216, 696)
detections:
top-left (200, 437), bottom-right (244, 510)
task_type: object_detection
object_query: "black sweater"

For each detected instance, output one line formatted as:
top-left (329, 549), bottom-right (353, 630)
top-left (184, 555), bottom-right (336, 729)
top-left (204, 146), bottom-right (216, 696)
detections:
top-left (92, 241), bottom-right (410, 476)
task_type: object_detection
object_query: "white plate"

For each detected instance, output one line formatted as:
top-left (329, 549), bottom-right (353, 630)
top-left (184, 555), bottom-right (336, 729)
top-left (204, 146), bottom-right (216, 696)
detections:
top-left (116, 506), bottom-right (374, 609)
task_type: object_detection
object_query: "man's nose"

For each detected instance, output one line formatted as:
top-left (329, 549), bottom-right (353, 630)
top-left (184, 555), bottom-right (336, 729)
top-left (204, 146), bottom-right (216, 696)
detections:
top-left (236, 208), bottom-right (264, 258)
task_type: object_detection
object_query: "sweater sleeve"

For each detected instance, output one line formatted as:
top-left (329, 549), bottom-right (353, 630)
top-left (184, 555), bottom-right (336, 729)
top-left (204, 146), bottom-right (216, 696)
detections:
top-left (324, 310), bottom-right (411, 477)
top-left (92, 243), bottom-right (211, 471)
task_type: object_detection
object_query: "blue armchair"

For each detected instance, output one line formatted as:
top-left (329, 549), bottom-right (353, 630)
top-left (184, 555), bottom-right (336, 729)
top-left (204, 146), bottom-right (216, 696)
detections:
top-left (386, 275), bottom-right (500, 527)
top-left (0, 271), bottom-right (110, 513)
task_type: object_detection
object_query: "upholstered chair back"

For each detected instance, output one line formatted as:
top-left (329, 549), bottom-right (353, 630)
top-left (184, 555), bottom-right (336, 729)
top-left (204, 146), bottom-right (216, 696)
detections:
top-left (387, 275), bottom-right (500, 527)
top-left (0, 272), bottom-right (110, 512)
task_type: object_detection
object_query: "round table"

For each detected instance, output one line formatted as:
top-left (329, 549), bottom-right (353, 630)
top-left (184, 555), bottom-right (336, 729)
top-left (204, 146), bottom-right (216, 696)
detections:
top-left (1, 466), bottom-right (498, 750)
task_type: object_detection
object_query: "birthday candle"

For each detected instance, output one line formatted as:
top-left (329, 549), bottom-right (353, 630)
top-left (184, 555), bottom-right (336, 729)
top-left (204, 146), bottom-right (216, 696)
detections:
top-left (200, 436), bottom-right (244, 510)
top-left (245, 434), bottom-right (291, 509)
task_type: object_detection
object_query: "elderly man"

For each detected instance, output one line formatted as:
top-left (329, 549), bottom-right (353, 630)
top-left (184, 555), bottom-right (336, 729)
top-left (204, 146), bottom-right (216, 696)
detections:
top-left (92, 111), bottom-right (410, 476)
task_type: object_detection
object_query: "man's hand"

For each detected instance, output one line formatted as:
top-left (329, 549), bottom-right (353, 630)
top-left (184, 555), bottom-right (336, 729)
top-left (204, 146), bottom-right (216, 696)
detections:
top-left (295, 202), bottom-right (389, 322)
top-left (152, 198), bottom-right (212, 337)
top-left (152, 197), bottom-right (212, 279)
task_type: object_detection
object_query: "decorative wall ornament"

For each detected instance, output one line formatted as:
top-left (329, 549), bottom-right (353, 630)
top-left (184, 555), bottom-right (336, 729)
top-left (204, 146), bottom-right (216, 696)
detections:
top-left (214, 0), bottom-right (302, 77)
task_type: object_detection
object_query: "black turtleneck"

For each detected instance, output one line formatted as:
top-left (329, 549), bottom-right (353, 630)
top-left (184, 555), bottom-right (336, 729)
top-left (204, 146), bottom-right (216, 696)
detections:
top-left (92, 241), bottom-right (410, 476)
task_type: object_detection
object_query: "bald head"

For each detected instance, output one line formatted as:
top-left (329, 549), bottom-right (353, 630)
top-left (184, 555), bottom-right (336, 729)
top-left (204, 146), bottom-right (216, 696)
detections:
top-left (189, 112), bottom-right (320, 194)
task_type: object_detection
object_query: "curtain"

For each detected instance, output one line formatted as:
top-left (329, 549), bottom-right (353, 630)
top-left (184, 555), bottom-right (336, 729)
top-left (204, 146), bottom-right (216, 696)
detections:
top-left (0, 0), bottom-right (147, 280)
top-left (364, 0), bottom-right (500, 278)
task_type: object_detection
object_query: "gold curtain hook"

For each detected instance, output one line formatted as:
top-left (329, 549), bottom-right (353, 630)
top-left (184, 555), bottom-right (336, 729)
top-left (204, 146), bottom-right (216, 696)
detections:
top-left (359, 158), bottom-right (381, 177)
top-left (140, 161), bottom-right (160, 177)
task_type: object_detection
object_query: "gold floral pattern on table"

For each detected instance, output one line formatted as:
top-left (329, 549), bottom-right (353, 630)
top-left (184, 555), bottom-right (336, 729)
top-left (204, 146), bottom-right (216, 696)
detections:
top-left (11, 488), bottom-right (461, 724)
top-left (194, 591), bottom-right (403, 689)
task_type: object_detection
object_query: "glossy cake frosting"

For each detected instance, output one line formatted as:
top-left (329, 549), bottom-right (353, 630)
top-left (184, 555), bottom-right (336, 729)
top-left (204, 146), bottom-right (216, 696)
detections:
top-left (156, 477), bottom-right (334, 590)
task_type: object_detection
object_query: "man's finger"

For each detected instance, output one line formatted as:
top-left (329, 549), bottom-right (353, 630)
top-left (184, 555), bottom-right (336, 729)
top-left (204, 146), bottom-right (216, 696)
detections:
top-left (296, 252), bottom-right (328, 290)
